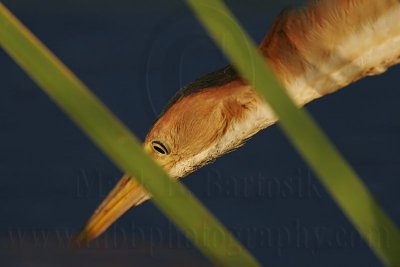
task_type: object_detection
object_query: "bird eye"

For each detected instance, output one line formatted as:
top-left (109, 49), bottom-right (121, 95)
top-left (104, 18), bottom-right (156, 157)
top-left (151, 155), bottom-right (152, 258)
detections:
top-left (151, 141), bottom-right (169, 155)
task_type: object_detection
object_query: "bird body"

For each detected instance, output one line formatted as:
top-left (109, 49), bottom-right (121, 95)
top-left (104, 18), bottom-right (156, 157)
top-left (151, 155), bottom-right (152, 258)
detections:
top-left (76, 0), bottom-right (400, 243)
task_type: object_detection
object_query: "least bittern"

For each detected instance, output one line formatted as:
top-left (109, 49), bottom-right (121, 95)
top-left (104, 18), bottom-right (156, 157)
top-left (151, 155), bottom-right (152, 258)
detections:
top-left (76, 0), bottom-right (400, 243)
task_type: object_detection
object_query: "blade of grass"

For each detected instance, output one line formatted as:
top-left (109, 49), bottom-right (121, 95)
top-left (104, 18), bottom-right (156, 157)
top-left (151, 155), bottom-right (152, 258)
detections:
top-left (186, 0), bottom-right (400, 266)
top-left (0, 4), bottom-right (261, 267)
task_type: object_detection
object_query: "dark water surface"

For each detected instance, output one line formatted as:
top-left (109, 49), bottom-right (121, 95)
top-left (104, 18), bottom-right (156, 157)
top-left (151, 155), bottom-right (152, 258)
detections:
top-left (0, 1), bottom-right (399, 266)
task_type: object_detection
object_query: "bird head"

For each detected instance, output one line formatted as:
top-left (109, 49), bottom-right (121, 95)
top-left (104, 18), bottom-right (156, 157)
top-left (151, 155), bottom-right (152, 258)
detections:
top-left (75, 66), bottom-right (263, 244)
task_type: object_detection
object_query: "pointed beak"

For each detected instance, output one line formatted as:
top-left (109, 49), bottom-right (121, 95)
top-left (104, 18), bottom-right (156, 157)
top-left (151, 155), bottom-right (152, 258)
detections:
top-left (74, 173), bottom-right (150, 244)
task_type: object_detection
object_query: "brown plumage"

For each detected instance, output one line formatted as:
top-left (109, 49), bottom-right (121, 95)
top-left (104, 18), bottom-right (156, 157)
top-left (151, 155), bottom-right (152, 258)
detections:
top-left (75, 0), bottom-right (400, 243)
